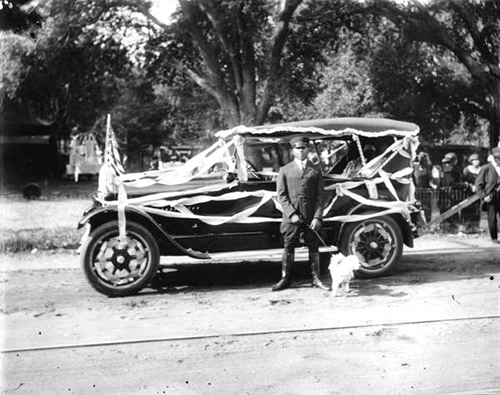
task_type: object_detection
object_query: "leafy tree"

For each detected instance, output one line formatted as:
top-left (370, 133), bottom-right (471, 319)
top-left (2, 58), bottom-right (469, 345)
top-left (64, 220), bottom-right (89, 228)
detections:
top-left (143, 26), bottom-right (225, 142)
top-left (0, 31), bottom-right (34, 109)
top-left (269, 41), bottom-right (379, 122)
top-left (0, 0), bottom-right (42, 35)
top-left (367, 32), bottom-right (482, 144)
top-left (2, 0), bottom-right (136, 138)
top-left (307, 43), bottom-right (377, 119)
top-left (0, 0), bottom-right (42, 111)
top-left (136, 0), bottom-right (321, 128)
top-left (281, 0), bottom-right (489, 145)
top-left (369, 0), bottom-right (500, 147)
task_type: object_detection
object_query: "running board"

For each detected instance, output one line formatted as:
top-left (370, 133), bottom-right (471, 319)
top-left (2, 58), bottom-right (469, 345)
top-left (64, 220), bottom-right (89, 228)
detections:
top-left (159, 246), bottom-right (337, 266)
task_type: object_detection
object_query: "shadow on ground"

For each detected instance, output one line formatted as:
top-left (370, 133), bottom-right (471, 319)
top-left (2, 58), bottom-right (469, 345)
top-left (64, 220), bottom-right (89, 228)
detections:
top-left (150, 260), bottom-right (323, 291)
top-left (145, 249), bottom-right (499, 295)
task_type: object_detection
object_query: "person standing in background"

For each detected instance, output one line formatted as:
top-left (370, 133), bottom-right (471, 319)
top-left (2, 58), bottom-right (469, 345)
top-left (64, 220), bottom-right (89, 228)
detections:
top-left (412, 151), bottom-right (433, 188)
top-left (475, 147), bottom-right (500, 244)
top-left (462, 153), bottom-right (482, 227)
top-left (463, 153), bottom-right (481, 192)
top-left (438, 152), bottom-right (462, 228)
top-left (441, 152), bottom-right (461, 187)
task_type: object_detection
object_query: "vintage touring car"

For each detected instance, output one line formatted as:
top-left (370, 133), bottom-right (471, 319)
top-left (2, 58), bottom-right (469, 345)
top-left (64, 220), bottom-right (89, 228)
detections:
top-left (78, 118), bottom-right (423, 296)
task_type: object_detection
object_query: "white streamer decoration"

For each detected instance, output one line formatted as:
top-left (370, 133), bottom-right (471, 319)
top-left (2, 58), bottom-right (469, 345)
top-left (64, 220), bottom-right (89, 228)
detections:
top-left (97, 122), bottom-right (420, 233)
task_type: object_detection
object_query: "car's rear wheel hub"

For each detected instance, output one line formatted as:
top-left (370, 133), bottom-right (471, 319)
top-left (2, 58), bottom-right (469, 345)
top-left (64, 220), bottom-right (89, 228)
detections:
top-left (352, 223), bottom-right (393, 267)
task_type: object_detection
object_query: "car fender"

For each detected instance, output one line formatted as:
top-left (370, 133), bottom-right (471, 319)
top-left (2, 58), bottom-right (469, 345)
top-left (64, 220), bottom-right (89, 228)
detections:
top-left (334, 203), bottom-right (414, 248)
top-left (78, 205), bottom-right (211, 259)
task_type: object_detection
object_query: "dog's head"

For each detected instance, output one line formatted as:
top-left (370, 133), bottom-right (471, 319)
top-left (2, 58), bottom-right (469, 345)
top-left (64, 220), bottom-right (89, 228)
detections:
top-left (342, 255), bottom-right (361, 271)
top-left (329, 253), bottom-right (361, 276)
top-left (328, 253), bottom-right (345, 269)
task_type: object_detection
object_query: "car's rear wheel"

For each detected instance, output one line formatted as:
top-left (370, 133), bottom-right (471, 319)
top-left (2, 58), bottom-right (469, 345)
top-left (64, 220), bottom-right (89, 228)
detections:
top-left (81, 221), bottom-right (160, 296)
top-left (339, 215), bottom-right (403, 278)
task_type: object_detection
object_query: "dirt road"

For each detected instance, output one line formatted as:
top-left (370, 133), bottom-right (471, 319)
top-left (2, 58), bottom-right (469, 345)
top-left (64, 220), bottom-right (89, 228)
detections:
top-left (1, 234), bottom-right (500, 394)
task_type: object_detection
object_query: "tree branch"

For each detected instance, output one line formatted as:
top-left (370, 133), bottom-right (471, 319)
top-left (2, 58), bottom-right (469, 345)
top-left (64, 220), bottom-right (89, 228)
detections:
top-left (462, 98), bottom-right (488, 118)
top-left (177, 0), bottom-right (240, 125)
top-left (199, 0), bottom-right (240, 94)
top-left (449, 0), bottom-right (495, 65)
top-left (378, 0), bottom-right (490, 86)
top-left (177, 0), bottom-right (222, 83)
top-left (135, 3), bottom-right (171, 31)
top-left (238, 11), bottom-right (257, 124)
top-left (182, 65), bottom-right (217, 98)
top-left (256, 0), bottom-right (303, 124)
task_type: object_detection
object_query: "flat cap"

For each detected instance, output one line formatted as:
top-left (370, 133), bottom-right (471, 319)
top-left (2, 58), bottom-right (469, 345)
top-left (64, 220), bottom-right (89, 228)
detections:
top-left (468, 153), bottom-right (479, 162)
top-left (290, 136), bottom-right (310, 148)
top-left (442, 152), bottom-right (457, 163)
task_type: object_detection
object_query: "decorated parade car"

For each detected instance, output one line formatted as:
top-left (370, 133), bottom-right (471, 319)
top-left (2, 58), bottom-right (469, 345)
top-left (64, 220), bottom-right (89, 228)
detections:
top-left (78, 117), bottom-right (423, 296)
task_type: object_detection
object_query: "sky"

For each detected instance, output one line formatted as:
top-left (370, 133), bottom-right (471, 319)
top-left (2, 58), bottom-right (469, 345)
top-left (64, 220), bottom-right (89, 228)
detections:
top-left (150, 0), bottom-right (178, 24)
top-left (148, 0), bottom-right (425, 24)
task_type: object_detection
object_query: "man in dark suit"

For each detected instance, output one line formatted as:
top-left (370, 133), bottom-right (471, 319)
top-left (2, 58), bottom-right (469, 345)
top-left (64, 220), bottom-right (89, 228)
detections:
top-left (475, 147), bottom-right (500, 244)
top-left (272, 136), bottom-right (330, 291)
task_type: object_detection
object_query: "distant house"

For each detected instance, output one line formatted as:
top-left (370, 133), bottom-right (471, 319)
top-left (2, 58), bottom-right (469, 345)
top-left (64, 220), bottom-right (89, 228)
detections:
top-left (0, 114), bottom-right (65, 182)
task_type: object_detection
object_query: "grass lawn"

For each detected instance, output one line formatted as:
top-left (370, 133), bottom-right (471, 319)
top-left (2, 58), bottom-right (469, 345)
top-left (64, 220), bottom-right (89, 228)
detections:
top-left (0, 179), bottom-right (97, 252)
top-left (0, 199), bottom-right (91, 230)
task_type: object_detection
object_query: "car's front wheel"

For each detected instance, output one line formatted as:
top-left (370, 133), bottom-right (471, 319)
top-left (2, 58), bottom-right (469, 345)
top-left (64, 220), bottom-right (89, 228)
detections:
top-left (339, 215), bottom-right (403, 278)
top-left (81, 221), bottom-right (160, 296)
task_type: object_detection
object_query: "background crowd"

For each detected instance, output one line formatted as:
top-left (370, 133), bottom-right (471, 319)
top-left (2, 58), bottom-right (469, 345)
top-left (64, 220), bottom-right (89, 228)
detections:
top-left (413, 147), bottom-right (500, 237)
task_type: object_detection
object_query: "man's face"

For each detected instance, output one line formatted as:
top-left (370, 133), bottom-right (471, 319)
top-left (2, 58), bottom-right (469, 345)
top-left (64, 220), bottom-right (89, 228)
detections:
top-left (292, 144), bottom-right (309, 161)
top-left (494, 154), bottom-right (500, 166)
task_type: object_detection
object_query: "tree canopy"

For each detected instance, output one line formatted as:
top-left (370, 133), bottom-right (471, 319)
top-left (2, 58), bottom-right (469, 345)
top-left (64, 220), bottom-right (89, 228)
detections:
top-left (1, 0), bottom-right (136, 138)
top-left (1, 0), bottom-right (498, 165)
top-left (368, 0), bottom-right (499, 146)
top-left (138, 0), bottom-right (321, 127)
top-left (0, 0), bottom-right (42, 35)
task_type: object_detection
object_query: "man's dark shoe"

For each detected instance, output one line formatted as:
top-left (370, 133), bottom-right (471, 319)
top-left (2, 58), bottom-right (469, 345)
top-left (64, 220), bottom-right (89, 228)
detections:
top-left (272, 277), bottom-right (291, 291)
top-left (493, 239), bottom-right (499, 244)
top-left (272, 251), bottom-right (294, 291)
top-left (310, 251), bottom-right (331, 291)
top-left (312, 276), bottom-right (331, 291)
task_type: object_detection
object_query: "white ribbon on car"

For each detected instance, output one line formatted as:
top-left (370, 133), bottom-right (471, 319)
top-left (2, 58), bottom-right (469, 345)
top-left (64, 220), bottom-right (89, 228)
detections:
top-left (140, 190), bottom-right (280, 226)
top-left (116, 139), bottom-right (237, 189)
top-left (104, 176), bottom-right (415, 228)
top-left (100, 130), bottom-right (418, 232)
top-left (117, 183), bottom-right (127, 241)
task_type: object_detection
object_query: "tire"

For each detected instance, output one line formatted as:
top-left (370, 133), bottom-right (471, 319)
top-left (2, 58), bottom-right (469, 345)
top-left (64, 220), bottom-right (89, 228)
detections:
top-left (339, 215), bottom-right (403, 278)
top-left (22, 183), bottom-right (42, 200)
top-left (81, 221), bottom-right (160, 296)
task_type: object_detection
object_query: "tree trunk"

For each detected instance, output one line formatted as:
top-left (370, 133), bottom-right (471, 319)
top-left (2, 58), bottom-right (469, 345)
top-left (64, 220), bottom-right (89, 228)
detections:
top-left (491, 79), bottom-right (500, 149)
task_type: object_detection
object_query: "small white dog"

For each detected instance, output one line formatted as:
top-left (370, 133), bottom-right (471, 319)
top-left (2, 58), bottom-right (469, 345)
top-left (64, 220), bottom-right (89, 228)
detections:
top-left (328, 253), bottom-right (361, 296)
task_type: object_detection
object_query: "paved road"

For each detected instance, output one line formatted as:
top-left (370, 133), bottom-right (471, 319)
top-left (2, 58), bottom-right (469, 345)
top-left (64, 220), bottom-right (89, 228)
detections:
top-left (1, 235), bottom-right (500, 394)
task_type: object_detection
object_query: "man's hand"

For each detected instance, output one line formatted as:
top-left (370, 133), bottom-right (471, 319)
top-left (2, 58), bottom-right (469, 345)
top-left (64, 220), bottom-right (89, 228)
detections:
top-left (310, 218), bottom-right (321, 231)
top-left (484, 195), bottom-right (493, 203)
top-left (290, 213), bottom-right (301, 225)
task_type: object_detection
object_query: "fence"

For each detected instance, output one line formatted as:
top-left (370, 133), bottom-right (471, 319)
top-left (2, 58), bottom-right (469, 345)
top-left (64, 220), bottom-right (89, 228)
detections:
top-left (415, 185), bottom-right (483, 233)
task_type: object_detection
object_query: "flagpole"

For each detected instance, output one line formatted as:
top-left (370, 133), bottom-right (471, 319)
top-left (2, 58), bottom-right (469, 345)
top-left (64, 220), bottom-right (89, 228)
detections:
top-left (98, 114), bottom-right (112, 197)
top-left (105, 114), bottom-right (111, 163)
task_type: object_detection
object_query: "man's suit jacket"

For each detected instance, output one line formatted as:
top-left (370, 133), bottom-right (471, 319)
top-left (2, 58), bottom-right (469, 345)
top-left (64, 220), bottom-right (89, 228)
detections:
top-left (475, 163), bottom-right (500, 199)
top-left (277, 160), bottom-right (324, 232)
